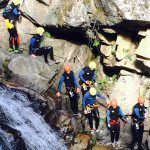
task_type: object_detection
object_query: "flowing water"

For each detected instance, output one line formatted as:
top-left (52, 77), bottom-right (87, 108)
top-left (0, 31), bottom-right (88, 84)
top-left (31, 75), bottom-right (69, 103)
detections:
top-left (0, 85), bottom-right (67, 150)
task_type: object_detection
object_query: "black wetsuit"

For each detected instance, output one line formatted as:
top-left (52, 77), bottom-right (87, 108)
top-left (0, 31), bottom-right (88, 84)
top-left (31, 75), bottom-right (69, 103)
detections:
top-left (29, 34), bottom-right (54, 63)
top-left (130, 104), bottom-right (146, 150)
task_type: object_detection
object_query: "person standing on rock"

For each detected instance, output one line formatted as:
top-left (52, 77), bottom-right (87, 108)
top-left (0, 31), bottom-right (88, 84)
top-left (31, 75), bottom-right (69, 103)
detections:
top-left (106, 99), bottom-right (127, 148)
top-left (130, 97), bottom-right (147, 150)
top-left (29, 27), bottom-right (59, 66)
top-left (78, 61), bottom-right (97, 96)
top-left (56, 64), bottom-right (80, 114)
top-left (3, 0), bottom-right (21, 53)
top-left (83, 87), bottom-right (109, 134)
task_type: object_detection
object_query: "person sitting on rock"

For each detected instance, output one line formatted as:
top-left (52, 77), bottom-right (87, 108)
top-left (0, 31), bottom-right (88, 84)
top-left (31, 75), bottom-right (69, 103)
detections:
top-left (56, 64), bottom-right (80, 114)
top-left (3, 0), bottom-right (21, 53)
top-left (83, 87), bottom-right (109, 134)
top-left (107, 99), bottom-right (127, 148)
top-left (29, 27), bottom-right (59, 66)
top-left (78, 61), bottom-right (97, 96)
top-left (130, 97), bottom-right (147, 150)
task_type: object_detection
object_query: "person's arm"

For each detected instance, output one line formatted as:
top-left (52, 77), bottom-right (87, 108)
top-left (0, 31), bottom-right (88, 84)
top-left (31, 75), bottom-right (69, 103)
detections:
top-left (106, 109), bottom-right (111, 124)
top-left (29, 38), bottom-right (36, 55)
top-left (82, 92), bottom-right (89, 109)
top-left (57, 76), bottom-right (65, 92)
top-left (119, 107), bottom-right (126, 117)
top-left (118, 107), bottom-right (128, 123)
top-left (97, 92), bottom-right (106, 100)
top-left (134, 108), bottom-right (145, 120)
top-left (73, 73), bottom-right (79, 87)
top-left (13, 8), bottom-right (20, 16)
top-left (92, 73), bottom-right (96, 82)
top-left (78, 70), bottom-right (86, 83)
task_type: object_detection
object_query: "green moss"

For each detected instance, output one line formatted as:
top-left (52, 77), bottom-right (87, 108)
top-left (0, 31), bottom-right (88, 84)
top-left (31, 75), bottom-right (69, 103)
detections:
top-left (97, 75), bottom-right (117, 91)
top-left (83, 0), bottom-right (91, 4)
top-left (111, 44), bottom-right (117, 56)
top-left (2, 59), bottom-right (12, 79)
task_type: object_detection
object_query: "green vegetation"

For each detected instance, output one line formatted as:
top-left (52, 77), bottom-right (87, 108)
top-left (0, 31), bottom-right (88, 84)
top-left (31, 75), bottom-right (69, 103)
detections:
top-left (123, 49), bottom-right (129, 53)
top-left (93, 39), bottom-right (100, 47)
top-left (111, 44), bottom-right (117, 56)
top-left (83, 0), bottom-right (91, 4)
top-left (2, 59), bottom-right (12, 79)
top-left (91, 135), bottom-right (97, 145)
top-left (97, 75), bottom-right (117, 91)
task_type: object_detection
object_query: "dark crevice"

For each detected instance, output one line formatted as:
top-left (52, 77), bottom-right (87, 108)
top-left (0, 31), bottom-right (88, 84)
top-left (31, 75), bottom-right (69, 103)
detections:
top-left (45, 25), bottom-right (89, 45)
top-left (21, 12), bottom-right (38, 25)
top-left (134, 59), bottom-right (150, 76)
top-left (36, 0), bottom-right (49, 6)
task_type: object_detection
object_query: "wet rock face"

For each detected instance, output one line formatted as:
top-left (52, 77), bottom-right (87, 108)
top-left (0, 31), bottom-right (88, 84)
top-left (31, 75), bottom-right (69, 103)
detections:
top-left (20, 0), bottom-right (150, 27)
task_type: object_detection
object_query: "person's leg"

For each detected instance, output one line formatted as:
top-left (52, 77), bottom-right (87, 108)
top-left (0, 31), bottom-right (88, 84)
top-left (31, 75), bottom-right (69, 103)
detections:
top-left (13, 27), bottom-right (19, 50)
top-left (138, 125), bottom-right (144, 150)
top-left (130, 124), bottom-right (138, 149)
top-left (34, 47), bottom-right (48, 63)
top-left (93, 108), bottom-right (100, 130)
top-left (69, 91), bottom-right (78, 114)
top-left (86, 112), bottom-right (93, 130)
top-left (110, 124), bottom-right (115, 143)
top-left (46, 46), bottom-right (54, 60)
top-left (81, 86), bottom-right (88, 97)
top-left (45, 46), bottom-right (60, 64)
top-left (8, 29), bottom-right (14, 51)
top-left (115, 124), bottom-right (120, 142)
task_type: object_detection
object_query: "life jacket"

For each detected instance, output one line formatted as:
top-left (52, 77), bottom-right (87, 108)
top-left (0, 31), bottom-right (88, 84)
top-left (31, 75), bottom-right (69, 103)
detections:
top-left (108, 106), bottom-right (120, 124)
top-left (81, 66), bottom-right (95, 83)
top-left (30, 34), bottom-right (43, 48)
top-left (132, 103), bottom-right (146, 123)
top-left (62, 71), bottom-right (76, 90)
top-left (3, 3), bottom-right (19, 20)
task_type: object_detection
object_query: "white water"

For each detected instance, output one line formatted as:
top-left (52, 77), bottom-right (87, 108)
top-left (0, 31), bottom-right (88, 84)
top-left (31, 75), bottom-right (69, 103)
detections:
top-left (0, 85), bottom-right (67, 150)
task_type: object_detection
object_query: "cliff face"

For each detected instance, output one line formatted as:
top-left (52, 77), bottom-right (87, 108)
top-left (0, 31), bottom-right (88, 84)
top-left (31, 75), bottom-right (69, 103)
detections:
top-left (0, 0), bottom-right (150, 149)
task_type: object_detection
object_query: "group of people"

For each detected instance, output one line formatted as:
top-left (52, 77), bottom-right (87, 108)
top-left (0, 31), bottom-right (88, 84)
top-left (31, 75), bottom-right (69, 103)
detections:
top-left (56, 62), bottom-right (147, 150)
top-left (2, 0), bottom-right (148, 150)
top-left (3, 0), bottom-right (59, 65)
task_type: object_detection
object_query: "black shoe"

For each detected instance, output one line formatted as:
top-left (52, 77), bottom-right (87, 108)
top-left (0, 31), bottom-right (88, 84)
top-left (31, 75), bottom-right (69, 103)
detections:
top-left (138, 146), bottom-right (144, 150)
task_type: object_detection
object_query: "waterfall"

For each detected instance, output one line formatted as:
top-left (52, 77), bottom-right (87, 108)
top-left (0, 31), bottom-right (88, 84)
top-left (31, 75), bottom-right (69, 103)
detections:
top-left (0, 85), bottom-right (67, 150)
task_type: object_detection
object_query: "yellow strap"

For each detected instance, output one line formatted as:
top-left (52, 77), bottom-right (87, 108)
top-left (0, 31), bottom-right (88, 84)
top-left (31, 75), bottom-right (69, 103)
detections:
top-left (5, 19), bottom-right (14, 29)
top-left (86, 104), bottom-right (98, 110)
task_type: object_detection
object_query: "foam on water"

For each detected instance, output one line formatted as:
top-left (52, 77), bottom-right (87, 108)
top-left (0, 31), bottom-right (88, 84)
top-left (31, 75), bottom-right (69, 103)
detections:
top-left (0, 86), bottom-right (67, 150)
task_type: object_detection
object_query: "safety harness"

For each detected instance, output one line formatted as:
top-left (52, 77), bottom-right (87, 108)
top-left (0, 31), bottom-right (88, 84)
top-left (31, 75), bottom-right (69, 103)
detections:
top-left (110, 119), bottom-right (120, 125)
top-left (82, 81), bottom-right (93, 90)
top-left (86, 103), bottom-right (98, 113)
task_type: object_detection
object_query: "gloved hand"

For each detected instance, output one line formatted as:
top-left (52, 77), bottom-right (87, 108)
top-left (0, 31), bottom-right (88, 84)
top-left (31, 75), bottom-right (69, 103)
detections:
top-left (76, 88), bottom-right (80, 94)
top-left (108, 124), bottom-right (111, 128)
top-left (18, 16), bottom-right (22, 22)
top-left (106, 99), bottom-right (110, 104)
top-left (85, 80), bottom-right (90, 85)
top-left (84, 109), bottom-right (88, 114)
top-left (94, 82), bottom-right (97, 87)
